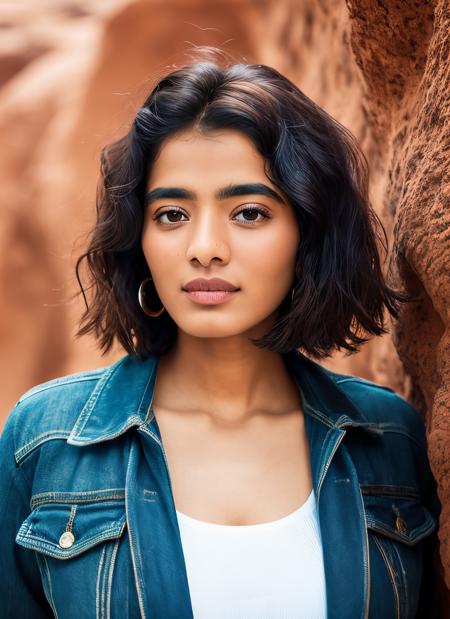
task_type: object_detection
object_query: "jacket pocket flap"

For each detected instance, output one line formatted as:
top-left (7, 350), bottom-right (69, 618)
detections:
top-left (362, 491), bottom-right (436, 546)
top-left (16, 499), bottom-right (126, 559)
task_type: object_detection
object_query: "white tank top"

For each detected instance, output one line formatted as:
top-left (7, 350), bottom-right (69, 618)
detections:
top-left (175, 488), bottom-right (327, 618)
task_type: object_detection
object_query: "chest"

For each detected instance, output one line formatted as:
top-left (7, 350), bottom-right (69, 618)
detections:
top-left (152, 407), bottom-right (313, 526)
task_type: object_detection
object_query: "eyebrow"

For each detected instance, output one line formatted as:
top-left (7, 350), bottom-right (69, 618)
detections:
top-left (144, 183), bottom-right (286, 207)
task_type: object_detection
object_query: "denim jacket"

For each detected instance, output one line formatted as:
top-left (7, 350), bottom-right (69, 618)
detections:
top-left (0, 348), bottom-right (441, 618)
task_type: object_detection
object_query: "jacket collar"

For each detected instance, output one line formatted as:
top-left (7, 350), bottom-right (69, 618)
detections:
top-left (67, 349), bottom-right (381, 446)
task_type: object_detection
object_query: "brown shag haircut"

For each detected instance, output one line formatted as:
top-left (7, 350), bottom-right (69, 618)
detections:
top-left (74, 48), bottom-right (416, 361)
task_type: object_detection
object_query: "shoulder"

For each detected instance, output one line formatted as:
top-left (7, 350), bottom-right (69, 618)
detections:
top-left (322, 366), bottom-right (427, 448)
top-left (16, 366), bottom-right (107, 405)
top-left (1, 364), bottom-right (111, 465)
top-left (320, 366), bottom-right (441, 522)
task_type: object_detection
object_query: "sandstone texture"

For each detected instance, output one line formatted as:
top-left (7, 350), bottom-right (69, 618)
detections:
top-left (0, 0), bottom-right (448, 598)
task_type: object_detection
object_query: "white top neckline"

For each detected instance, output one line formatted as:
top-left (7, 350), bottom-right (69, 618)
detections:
top-left (175, 488), bottom-right (315, 531)
top-left (175, 486), bottom-right (327, 617)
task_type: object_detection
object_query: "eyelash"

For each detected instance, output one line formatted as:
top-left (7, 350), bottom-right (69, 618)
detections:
top-left (153, 205), bottom-right (271, 227)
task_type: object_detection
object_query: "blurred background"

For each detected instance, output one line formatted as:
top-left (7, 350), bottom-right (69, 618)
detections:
top-left (0, 0), bottom-right (448, 595)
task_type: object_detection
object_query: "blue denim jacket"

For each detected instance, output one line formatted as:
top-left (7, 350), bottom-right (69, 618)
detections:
top-left (0, 349), bottom-right (441, 618)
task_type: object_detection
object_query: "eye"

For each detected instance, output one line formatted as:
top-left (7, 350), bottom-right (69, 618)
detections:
top-left (154, 208), bottom-right (188, 225)
top-left (233, 205), bottom-right (271, 225)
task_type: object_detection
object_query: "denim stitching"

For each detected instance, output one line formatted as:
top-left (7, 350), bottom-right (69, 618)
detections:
top-left (31, 496), bottom-right (125, 509)
top-left (17, 518), bottom-right (126, 559)
top-left (143, 489), bottom-right (158, 503)
top-left (70, 364), bottom-right (119, 438)
top-left (365, 516), bottom-right (435, 544)
top-left (316, 425), bottom-right (346, 502)
top-left (370, 423), bottom-right (424, 448)
top-left (304, 403), bottom-right (335, 428)
top-left (125, 440), bottom-right (147, 618)
top-left (17, 372), bottom-right (104, 404)
top-left (372, 535), bottom-right (400, 619)
top-left (106, 537), bottom-right (122, 619)
top-left (316, 423), bottom-right (335, 496)
top-left (100, 543), bottom-right (111, 619)
top-left (17, 535), bottom-right (118, 560)
top-left (20, 522), bottom-right (121, 548)
top-left (137, 361), bottom-right (157, 420)
top-left (15, 431), bottom-right (72, 463)
top-left (66, 504), bottom-right (77, 533)
top-left (337, 417), bottom-right (384, 436)
top-left (70, 416), bottom-right (143, 444)
top-left (306, 401), bottom-right (378, 435)
top-left (30, 488), bottom-right (126, 509)
top-left (330, 377), bottom-right (424, 436)
top-left (20, 515), bottom-right (34, 538)
top-left (360, 484), bottom-right (420, 498)
top-left (130, 448), bottom-right (146, 615)
top-left (32, 488), bottom-right (124, 498)
top-left (96, 545), bottom-right (107, 619)
top-left (357, 475), bottom-right (371, 619)
top-left (143, 411), bottom-right (155, 427)
top-left (138, 424), bottom-right (162, 446)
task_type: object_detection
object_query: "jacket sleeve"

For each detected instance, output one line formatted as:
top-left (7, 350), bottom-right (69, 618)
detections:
top-left (0, 403), bottom-right (54, 618)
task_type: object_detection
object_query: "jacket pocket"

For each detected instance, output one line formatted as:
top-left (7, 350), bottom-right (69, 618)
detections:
top-left (362, 486), bottom-right (437, 619)
top-left (15, 492), bottom-right (128, 619)
top-left (16, 494), bottom-right (126, 559)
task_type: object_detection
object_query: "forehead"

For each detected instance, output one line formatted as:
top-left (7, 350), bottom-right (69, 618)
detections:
top-left (147, 128), bottom-right (268, 185)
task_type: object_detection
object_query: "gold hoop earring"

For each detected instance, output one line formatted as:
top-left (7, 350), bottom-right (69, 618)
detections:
top-left (138, 277), bottom-right (165, 318)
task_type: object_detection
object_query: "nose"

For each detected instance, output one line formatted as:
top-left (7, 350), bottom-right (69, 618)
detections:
top-left (185, 211), bottom-right (231, 266)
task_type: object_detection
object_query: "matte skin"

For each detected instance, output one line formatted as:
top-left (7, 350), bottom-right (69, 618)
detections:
top-left (141, 128), bottom-right (313, 525)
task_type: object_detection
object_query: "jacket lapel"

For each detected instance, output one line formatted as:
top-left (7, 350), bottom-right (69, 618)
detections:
top-left (303, 414), bottom-right (370, 619)
top-left (286, 350), bottom-right (374, 619)
top-left (125, 427), bottom-right (194, 618)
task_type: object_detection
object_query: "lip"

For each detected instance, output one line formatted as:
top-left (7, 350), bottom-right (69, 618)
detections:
top-left (182, 278), bottom-right (240, 292)
top-left (182, 289), bottom-right (239, 305)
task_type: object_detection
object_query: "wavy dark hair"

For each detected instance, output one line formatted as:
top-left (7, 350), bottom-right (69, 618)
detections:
top-left (74, 49), bottom-right (416, 360)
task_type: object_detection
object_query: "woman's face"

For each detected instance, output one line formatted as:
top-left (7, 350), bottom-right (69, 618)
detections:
top-left (141, 127), bottom-right (300, 341)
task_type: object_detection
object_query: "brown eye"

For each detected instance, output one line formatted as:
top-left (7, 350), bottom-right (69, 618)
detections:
top-left (154, 208), bottom-right (187, 225)
top-left (233, 206), bottom-right (271, 225)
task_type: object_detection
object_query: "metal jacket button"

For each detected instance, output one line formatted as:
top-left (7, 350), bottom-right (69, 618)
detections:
top-left (395, 516), bottom-right (407, 534)
top-left (59, 531), bottom-right (75, 548)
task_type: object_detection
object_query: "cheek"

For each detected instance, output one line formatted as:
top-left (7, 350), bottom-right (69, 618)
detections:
top-left (235, 226), bottom-right (299, 300)
top-left (249, 252), bottom-right (295, 302)
top-left (248, 222), bottom-right (298, 273)
top-left (140, 232), bottom-right (176, 302)
top-left (141, 227), bottom-right (176, 275)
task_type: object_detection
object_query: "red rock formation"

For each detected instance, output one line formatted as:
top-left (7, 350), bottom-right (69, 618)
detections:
top-left (346, 0), bottom-right (450, 596)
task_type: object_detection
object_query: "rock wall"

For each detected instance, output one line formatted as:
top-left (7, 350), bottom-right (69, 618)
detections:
top-left (0, 0), bottom-right (448, 595)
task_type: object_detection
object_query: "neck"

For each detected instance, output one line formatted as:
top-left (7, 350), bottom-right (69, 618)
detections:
top-left (151, 332), bottom-right (302, 426)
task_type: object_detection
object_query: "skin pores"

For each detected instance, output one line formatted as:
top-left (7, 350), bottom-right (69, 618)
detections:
top-left (141, 127), bottom-right (300, 346)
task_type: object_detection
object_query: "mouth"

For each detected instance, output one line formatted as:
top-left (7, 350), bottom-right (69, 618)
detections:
top-left (181, 277), bottom-right (240, 303)
top-left (182, 289), bottom-right (240, 306)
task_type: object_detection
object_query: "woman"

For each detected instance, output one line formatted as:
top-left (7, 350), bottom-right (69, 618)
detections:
top-left (0, 54), bottom-right (441, 618)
